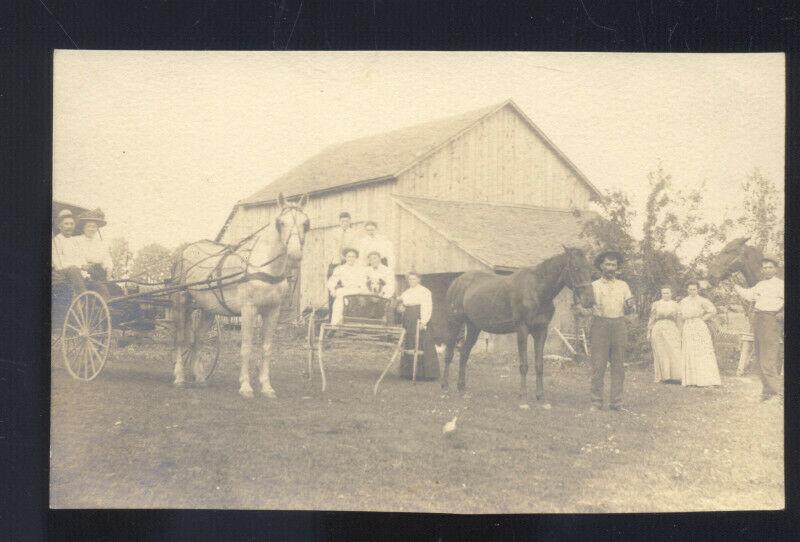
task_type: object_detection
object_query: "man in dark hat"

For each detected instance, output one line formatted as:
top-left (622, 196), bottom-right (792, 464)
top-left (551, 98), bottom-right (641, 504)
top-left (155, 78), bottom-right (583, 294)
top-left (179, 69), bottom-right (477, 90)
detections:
top-left (579, 249), bottom-right (636, 411)
top-left (733, 254), bottom-right (784, 404)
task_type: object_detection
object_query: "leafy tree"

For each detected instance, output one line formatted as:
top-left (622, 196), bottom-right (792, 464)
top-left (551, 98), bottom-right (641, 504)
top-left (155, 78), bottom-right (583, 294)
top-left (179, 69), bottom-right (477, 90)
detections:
top-left (737, 168), bottom-right (784, 262)
top-left (108, 237), bottom-right (133, 280)
top-left (130, 243), bottom-right (173, 284)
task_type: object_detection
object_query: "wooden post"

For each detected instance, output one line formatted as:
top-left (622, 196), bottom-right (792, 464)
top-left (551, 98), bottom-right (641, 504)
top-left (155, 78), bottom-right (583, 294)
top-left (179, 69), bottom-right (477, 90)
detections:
top-left (412, 319), bottom-right (421, 383)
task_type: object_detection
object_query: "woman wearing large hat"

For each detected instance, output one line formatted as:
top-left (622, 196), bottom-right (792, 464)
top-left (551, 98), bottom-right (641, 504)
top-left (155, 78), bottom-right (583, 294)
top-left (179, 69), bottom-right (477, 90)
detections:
top-left (77, 209), bottom-right (113, 298)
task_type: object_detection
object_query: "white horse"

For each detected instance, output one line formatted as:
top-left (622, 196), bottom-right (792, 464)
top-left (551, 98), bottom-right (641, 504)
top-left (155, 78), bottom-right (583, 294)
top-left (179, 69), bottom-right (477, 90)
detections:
top-left (172, 193), bottom-right (309, 397)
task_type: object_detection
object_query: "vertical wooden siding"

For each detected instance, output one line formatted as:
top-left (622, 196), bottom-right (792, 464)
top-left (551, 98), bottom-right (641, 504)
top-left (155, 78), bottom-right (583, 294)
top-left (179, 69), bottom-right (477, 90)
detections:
top-left (395, 105), bottom-right (592, 209)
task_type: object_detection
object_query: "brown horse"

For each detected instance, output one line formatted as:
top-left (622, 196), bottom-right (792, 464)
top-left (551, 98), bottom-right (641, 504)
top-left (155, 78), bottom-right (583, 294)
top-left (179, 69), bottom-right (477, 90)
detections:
top-left (706, 237), bottom-right (783, 287)
top-left (172, 193), bottom-right (309, 397)
top-left (441, 246), bottom-right (596, 406)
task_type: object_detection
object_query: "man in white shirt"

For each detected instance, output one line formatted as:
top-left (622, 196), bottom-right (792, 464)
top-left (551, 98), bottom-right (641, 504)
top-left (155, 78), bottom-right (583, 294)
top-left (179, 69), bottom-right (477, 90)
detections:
top-left (52, 209), bottom-right (89, 294)
top-left (365, 251), bottom-right (395, 298)
top-left (578, 249), bottom-right (636, 411)
top-left (357, 221), bottom-right (394, 271)
top-left (733, 255), bottom-right (784, 402)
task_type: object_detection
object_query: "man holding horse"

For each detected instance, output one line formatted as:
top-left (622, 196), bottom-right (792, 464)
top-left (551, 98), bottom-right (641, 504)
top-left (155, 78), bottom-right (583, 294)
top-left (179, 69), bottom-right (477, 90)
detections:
top-left (733, 254), bottom-right (784, 403)
top-left (580, 249), bottom-right (636, 411)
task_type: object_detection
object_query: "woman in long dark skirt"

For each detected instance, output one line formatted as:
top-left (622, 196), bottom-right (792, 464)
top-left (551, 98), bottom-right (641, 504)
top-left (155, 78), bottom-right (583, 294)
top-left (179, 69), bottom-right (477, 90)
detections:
top-left (398, 271), bottom-right (440, 381)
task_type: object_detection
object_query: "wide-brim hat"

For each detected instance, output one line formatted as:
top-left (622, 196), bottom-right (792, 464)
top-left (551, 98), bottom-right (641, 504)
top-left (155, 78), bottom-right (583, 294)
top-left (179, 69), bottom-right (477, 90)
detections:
top-left (761, 254), bottom-right (781, 267)
top-left (77, 208), bottom-right (107, 227)
top-left (594, 249), bottom-right (625, 269)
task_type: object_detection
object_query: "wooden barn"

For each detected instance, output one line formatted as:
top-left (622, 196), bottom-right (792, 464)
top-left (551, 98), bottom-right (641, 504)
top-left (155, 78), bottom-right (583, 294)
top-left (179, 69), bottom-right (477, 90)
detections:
top-left (217, 100), bottom-right (603, 354)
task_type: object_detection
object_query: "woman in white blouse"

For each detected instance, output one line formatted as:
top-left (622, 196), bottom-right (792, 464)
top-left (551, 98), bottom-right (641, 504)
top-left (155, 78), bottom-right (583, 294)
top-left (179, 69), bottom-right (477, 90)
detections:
top-left (326, 248), bottom-right (369, 325)
top-left (679, 280), bottom-right (721, 387)
top-left (77, 209), bottom-right (113, 299)
top-left (397, 271), bottom-right (439, 381)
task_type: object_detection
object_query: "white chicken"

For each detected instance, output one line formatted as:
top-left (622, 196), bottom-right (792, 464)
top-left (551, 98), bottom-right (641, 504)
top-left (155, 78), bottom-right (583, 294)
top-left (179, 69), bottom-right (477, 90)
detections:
top-left (442, 416), bottom-right (458, 435)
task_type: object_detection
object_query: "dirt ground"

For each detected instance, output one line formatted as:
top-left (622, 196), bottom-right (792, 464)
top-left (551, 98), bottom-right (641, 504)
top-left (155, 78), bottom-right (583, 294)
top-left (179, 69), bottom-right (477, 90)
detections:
top-left (50, 331), bottom-right (784, 513)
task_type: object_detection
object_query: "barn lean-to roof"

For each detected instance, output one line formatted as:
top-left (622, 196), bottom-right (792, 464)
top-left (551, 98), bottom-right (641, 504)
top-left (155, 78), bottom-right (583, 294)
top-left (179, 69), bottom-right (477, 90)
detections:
top-left (239, 100), bottom-right (602, 207)
top-left (393, 195), bottom-right (598, 272)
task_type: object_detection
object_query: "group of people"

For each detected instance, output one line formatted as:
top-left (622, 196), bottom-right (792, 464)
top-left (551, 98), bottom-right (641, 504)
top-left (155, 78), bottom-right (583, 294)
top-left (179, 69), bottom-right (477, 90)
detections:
top-left (325, 211), bottom-right (440, 380)
top-left (580, 248), bottom-right (783, 412)
top-left (52, 208), bottom-right (114, 299)
top-left (647, 255), bottom-right (784, 402)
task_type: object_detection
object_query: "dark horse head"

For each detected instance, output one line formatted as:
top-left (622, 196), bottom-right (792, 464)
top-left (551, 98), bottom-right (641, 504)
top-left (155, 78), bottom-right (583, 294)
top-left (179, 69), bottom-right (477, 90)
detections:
top-left (560, 245), bottom-right (596, 308)
top-left (705, 237), bottom-right (750, 287)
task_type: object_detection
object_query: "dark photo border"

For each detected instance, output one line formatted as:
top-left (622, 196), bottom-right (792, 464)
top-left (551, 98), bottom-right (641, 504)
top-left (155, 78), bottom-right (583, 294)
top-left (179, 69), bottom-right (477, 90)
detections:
top-left (2, 1), bottom-right (798, 540)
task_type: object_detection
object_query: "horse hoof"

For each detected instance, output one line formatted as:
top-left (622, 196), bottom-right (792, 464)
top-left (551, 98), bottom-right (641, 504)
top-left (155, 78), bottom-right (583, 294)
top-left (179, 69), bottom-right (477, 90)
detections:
top-left (174, 380), bottom-right (187, 389)
top-left (239, 388), bottom-right (254, 399)
top-left (519, 404), bottom-right (530, 410)
top-left (541, 403), bottom-right (552, 410)
top-left (262, 389), bottom-right (277, 399)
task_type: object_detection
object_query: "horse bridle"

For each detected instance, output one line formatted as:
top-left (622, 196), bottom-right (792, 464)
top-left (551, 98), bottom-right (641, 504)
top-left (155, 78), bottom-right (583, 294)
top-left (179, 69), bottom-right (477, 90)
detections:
top-left (564, 252), bottom-right (593, 295)
top-left (247, 205), bottom-right (309, 273)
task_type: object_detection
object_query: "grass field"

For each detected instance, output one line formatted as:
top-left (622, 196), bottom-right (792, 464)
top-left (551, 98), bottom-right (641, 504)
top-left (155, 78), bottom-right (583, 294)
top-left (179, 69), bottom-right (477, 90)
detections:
top-left (50, 331), bottom-right (784, 512)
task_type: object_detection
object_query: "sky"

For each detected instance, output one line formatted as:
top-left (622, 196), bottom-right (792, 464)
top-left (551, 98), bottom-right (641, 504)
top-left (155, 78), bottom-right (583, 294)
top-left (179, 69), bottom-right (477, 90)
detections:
top-left (53, 51), bottom-right (785, 259)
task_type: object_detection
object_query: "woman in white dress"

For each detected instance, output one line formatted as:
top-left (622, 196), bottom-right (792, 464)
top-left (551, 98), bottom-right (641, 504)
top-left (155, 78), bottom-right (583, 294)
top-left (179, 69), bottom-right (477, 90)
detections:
top-left (647, 286), bottom-right (683, 383)
top-left (398, 271), bottom-right (439, 381)
top-left (326, 248), bottom-right (368, 325)
top-left (679, 281), bottom-right (721, 387)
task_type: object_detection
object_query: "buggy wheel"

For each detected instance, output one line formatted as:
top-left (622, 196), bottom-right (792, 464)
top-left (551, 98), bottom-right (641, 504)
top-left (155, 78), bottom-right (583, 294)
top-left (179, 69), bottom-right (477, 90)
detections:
top-left (61, 291), bottom-right (111, 381)
top-left (181, 312), bottom-right (221, 381)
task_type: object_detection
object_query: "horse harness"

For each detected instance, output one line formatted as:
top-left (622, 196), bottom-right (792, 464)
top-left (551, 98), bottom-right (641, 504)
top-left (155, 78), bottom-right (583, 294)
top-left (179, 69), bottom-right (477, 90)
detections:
top-left (203, 206), bottom-right (306, 315)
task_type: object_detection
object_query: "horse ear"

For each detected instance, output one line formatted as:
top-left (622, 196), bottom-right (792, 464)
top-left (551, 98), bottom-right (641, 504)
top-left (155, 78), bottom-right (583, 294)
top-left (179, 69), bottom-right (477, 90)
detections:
top-left (298, 193), bottom-right (308, 208)
top-left (277, 192), bottom-right (286, 208)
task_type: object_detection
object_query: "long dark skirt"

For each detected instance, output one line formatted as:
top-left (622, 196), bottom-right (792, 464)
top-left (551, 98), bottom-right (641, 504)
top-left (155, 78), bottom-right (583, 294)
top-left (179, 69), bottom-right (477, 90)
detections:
top-left (399, 305), bottom-right (440, 381)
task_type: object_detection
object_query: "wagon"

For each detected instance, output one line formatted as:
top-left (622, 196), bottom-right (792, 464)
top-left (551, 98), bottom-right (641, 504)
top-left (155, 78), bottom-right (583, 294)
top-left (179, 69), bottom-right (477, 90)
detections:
top-left (51, 275), bottom-right (223, 382)
top-left (305, 294), bottom-right (424, 394)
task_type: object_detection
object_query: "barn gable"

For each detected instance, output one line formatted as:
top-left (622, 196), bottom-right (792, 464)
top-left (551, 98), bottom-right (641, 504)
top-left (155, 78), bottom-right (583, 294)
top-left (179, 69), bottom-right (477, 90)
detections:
top-left (238, 100), bottom-right (600, 207)
top-left (239, 102), bottom-right (504, 206)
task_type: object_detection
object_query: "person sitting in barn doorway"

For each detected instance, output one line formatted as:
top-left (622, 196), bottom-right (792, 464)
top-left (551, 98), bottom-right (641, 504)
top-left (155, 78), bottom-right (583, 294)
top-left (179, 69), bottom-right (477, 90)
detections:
top-left (357, 220), bottom-right (394, 271)
top-left (397, 271), bottom-right (440, 381)
top-left (326, 248), bottom-right (368, 325)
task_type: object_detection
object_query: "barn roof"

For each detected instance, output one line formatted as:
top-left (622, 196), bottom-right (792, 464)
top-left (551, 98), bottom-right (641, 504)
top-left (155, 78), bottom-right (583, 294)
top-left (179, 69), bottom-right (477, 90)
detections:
top-left (240, 100), bottom-right (601, 206)
top-left (393, 195), bottom-right (598, 271)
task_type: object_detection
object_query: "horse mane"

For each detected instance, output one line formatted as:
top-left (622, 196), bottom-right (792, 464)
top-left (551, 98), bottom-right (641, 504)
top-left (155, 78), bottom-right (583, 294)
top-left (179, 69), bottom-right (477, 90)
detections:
top-left (513, 251), bottom-right (569, 282)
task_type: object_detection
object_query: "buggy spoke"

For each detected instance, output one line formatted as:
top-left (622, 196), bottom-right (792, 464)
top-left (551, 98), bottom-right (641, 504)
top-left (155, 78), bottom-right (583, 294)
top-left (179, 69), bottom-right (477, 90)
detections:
top-left (87, 335), bottom-right (107, 351)
top-left (86, 341), bottom-right (100, 375)
top-left (64, 322), bottom-right (83, 335)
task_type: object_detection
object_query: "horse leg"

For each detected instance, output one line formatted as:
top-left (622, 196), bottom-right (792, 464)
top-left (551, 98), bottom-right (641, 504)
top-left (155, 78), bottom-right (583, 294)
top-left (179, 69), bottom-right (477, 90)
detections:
top-left (532, 325), bottom-right (549, 404)
top-left (239, 302), bottom-right (256, 398)
top-left (517, 325), bottom-right (530, 405)
top-left (457, 322), bottom-right (480, 392)
top-left (441, 318), bottom-right (462, 391)
top-left (172, 292), bottom-right (190, 387)
top-left (258, 306), bottom-right (281, 398)
top-left (191, 310), bottom-right (215, 386)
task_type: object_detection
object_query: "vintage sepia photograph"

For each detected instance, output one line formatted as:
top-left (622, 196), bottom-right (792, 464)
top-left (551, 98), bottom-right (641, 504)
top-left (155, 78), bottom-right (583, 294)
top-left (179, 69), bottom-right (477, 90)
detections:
top-left (50, 51), bottom-right (784, 512)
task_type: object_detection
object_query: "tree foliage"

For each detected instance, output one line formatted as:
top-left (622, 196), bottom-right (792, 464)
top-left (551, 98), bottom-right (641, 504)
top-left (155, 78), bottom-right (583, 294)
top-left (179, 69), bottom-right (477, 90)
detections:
top-left (108, 237), bottom-right (134, 280)
top-left (130, 243), bottom-right (173, 284)
top-left (737, 168), bottom-right (784, 261)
